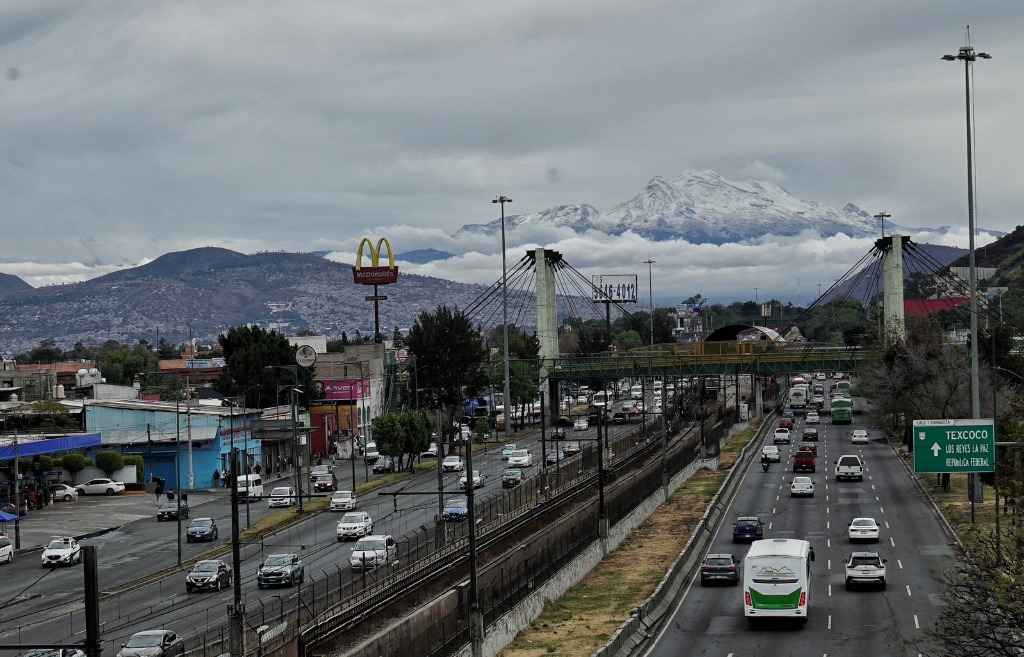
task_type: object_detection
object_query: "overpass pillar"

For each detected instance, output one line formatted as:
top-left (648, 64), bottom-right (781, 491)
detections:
top-left (535, 248), bottom-right (560, 422)
top-left (882, 234), bottom-right (907, 343)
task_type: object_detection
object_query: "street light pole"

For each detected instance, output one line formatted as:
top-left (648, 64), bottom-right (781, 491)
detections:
top-left (493, 194), bottom-right (513, 438)
top-left (944, 33), bottom-right (990, 505)
top-left (644, 257), bottom-right (656, 348)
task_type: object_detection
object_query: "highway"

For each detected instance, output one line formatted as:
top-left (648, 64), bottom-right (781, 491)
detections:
top-left (0, 383), bottom-right (683, 657)
top-left (642, 389), bottom-right (954, 657)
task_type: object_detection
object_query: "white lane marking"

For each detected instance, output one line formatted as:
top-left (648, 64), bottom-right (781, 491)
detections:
top-left (828, 583), bottom-right (832, 596)
top-left (914, 615), bottom-right (920, 629)
top-left (827, 521), bottom-right (830, 530)
top-left (872, 484), bottom-right (876, 490)
top-left (880, 506), bottom-right (885, 514)
top-left (898, 559), bottom-right (904, 569)
top-left (826, 506), bottom-right (830, 514)
top-left (876, 496), bottom-right (880, 501)
top-left (827, 538), bottom-right (832, 548)
top-left (828, 614), bottom-right (832, 630)
top-left (776, 495), bottom-right (780, 501)
top-left (890, 537), bottom-right (896, 547)
top-left (885, 521), bottom-right (890, 529)
top-left (769, 522), bottom-right (774, 529)
top-left (906, 585), bottom-right (912, 596)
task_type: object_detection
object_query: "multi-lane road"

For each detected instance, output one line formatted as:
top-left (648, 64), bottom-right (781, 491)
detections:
top-left (642, 394), bottom-right (955, 657)
top-left (0, 385), bottom-right (678, 656)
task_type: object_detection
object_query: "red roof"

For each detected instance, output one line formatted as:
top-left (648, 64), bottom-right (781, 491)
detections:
top-left (904, 298), bottom-right (969, 316)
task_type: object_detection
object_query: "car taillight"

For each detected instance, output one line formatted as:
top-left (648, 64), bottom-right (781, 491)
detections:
top-left (799, 592), bottom-right (806, 607)
top-left (745, 592), bottom-right (751, 606)
top-left (701, 565), bottom-right (709, 571)
top-left (728, 565), bottom-right (736, 571)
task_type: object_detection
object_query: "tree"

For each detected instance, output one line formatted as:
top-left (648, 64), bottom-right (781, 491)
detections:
top-left (371, 409), bottom-right (430, 470)
top-left (406, 306), bottom-right (488, 449)
top-left (31, 400), bottom-right (80, 432)
top-left (19, 339), bottom-right (63, 364)
top-left (95, 450), bottom-right (126, 476)
top-left (925, 528), bottom-right (1024, 656)
top-left (215, 325), bottom-right (300, 408)
top-left (96, 341), bottom-right (158, 386)
top-left (61, 454), bottom-right (91, 483)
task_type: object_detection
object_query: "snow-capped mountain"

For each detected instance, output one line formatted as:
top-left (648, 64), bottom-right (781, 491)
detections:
top-left (458, 170), bottom-right (890, 244)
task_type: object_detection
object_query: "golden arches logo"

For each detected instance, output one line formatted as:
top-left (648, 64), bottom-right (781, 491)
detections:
top-left (352, 236), bottom-right (399, 285)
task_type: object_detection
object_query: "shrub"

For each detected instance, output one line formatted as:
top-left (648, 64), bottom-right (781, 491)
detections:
top-left (95, 450), bottom-right (125, 476)
top-left (62, 454), bottom-right (92, 483)
top-left (124, 455), bottom-right (144, 481)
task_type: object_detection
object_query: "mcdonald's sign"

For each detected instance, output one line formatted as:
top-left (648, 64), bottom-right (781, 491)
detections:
top-left (352, 237), bottom-right (399, 285)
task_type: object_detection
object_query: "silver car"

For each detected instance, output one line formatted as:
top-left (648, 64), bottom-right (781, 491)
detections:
top-left (117, 630), bottom-right (184, 657)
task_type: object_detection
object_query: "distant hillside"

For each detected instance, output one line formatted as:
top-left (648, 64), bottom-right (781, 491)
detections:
top-left (0, 272), bottom-right (33, 298)
top-left (397, 249), bottom-right (454, 264)
top-left (948, 225), bottom-right (1024, 273)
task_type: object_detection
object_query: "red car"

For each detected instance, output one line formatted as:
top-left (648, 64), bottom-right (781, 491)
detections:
top-left (778, 418), bottom-right (794, 430)
top-left (313, 475), bottom-right (338, 492)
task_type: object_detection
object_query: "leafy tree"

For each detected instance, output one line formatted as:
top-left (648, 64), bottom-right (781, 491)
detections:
top-left (371, 409), bottom-right (430, 469)
top-left (31, 400), bottom-right (80, 432)
top-left (215, 325), bottom-right (302, 408)
top-left (95, 450), bottom-right (126, 476)
top-left (19, 339), bottom-right (63, 364)
top-left (96, 341), bottom-right (158, 386)
top-left (61, 454), bottom-right (91, 482)
top-left (613, 330), bottom-right (643, 352)
top-left (67, 341), bottom-right (93, 361)
top-left (406, 306), bottom-right (488, 448)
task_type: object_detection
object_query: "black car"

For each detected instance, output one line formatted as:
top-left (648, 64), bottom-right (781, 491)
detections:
top-left (373, 455), bottom-right (395, 474)
top-left (802, 428), bottom-right (819, 441)
top-left (611, 411), bottom-right (628, 424)
top-left (502, 469), bottom-right (524, 488)
top-left (700, 553), bottom-right (741, 586)
top-left (157, 500), bottom-right (189, 521)
top-left (732, 516), bottom-right (764, 543)
top-left (186, 517), bottom-right (218, 542)
top-left (185, 560), bottom-right (232, 592)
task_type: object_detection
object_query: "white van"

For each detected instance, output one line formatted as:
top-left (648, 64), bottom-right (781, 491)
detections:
top-left (630, 384), bottom-right (644, 400)
top-left (237, 474), bottom-right (264, 501)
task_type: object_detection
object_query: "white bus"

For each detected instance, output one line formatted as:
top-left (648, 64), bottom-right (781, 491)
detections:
top-left (592, 390), bottom-right (610, 408)
top-left (743, 538), bottom-right (815, 624)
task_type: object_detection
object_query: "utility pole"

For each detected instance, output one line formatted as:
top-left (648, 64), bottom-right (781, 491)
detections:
top-left (493, 194), bottom-right (513, 438)
top-left (874, 210), bottom-right (891, 239)
top-left (228, 448), bottom-right (245, 657)
top-left (645, 257), bottom-right (656, 348)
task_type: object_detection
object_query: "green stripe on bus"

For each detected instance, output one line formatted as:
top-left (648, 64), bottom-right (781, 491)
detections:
top-left (749, 588), bottom-right (802, 610)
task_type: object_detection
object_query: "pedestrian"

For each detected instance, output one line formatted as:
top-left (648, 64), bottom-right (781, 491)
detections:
top-left (277, 457), bottom-right (284, 476)
top-left (287, 456), bottom-right (294, 470)
top-left (222, 468), bottom-right (231, 487)
top-left (212, 470), bottom-right (220, 488)
top-left (316, 454), bottom-right (323, 467)
top-left (254, 463), bottom-right (261, 475)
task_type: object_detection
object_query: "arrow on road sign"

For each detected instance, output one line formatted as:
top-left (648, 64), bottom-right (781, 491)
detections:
top-left (931, 443), bottom-right (941, 457)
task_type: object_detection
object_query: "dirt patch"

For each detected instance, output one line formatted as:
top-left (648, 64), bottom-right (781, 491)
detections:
top-left (499, 426), bottom-right (755, 657)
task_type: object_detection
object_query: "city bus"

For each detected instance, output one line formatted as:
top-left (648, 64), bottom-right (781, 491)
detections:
top-left (743, 538), bottom-right (815, 625)
top-left (830, 398), bottom-right (853, 424)
top-left (592, 390), bottom-right (610, 408)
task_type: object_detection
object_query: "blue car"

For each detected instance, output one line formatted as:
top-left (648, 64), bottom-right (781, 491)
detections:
top-left (186, 517), bottom-right (219, 542)
top-left (732, 516), bottom-right (764, 543)
top-left (442, 496), bottom-right (469, 522)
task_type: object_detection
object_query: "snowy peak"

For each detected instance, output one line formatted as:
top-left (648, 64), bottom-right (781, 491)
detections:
top-left (456, 203), bottom-right (602, 235)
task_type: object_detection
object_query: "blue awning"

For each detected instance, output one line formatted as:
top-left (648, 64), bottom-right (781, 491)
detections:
top-left (0, 432), bottom-right (102, 460)
top-left (0, 509), bottom-right (19, 522)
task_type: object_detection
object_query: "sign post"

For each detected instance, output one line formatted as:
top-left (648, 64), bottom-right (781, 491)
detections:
top-left (912, 418), bottom-right (995, 474)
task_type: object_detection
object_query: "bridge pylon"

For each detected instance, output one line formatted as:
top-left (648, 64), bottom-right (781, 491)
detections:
top-left (878, 233), bottom-right (910, 344)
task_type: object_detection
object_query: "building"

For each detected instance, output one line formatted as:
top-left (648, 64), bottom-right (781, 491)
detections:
top-left (673, 302), bottom-right (707, 343)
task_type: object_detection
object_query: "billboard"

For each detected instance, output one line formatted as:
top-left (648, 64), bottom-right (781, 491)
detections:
top-left (591, 274), bottom-right (638, 303)
top-left (314, 378), bottom-right (370, 401)
top-left (352, 237), bottom-right (399, 285)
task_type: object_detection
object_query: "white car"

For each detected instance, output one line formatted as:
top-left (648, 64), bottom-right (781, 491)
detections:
top-left (459, 470), bottom-right (486, 489)
top-left (41, 536), bottom-right (82, 567)
top-left (790, 477), bottom-right (815, 497)
top-left (848, 517), bottom-right (880, 543)
top-left (75, 478), bottom-right (125, 496)
top-left (336, 511), bottom-right (374, 541)
top-left (421, 442), bottom-right (438, 458)
top-left (845, 551), bottom-right (887, 589)
top-left (49, 483), bottom-right (79, 501)
top-left (852, 429), bottom-right (870, 445)
top-left (507, 449), bottom-right (533, 468)
top-left (349, 534), bottom-right (397, 572)
top-left (268, 486), bottom-right (296, 508)
top-left (0, 535), bottom-right (12, 564)
top-left (805, 411), bottom-right (820, 424)
top-left (576, 394), bottom-right (589, 405)
top-left (442, 455), bottom-right (465, 472)
top-left (773, 428), bottom-right (791, 444)
top-left (573, 417), bottom-right (589, 431)
top-left (761, 445), bottom-right (781, 463)
top-left (330, 490), bottom-right (356, 511)
top-left (816, 372), bottom-right (827, 380)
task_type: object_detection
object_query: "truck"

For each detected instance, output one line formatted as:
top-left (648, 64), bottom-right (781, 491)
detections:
top-left (793, 448), bottom-right (815, 472)
top-left (788, 383), bottom-right (811, 410)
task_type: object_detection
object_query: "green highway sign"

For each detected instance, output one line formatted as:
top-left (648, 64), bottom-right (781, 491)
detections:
top-left (913, 419), bottom-right (995, 474)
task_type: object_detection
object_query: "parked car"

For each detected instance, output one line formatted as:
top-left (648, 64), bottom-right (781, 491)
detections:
top-left (848, 517), bottom-right (880, 543)
top-left (573, 417), bottom-right (589, 431)
top-left (845, 551), bottom-right (887, 589)
top-left (502, 469), bottom-right (524, 488)
top-left (330, 490), bottom-right (356, 511)
top-left (501, 444), bottom-right (518, 460)
top-left (0, 535), bottom-right (13, 564)
top-left (116, 630), bottom-right (184, 657)
top-left (75, 478), bottom-right (125, 496)
top-left (421, 443), bottom-right (438, 459)
top-left (852, 428), bottom-right (870, 445)
top-left (700, 553), bottom-right (741, 586)
top-left (41, 537), bottom-right (81, 567)
top-left (442, 455), bottom-right (465, 472)
top-left (268, 486), bottom-right (296, 508)
top-left (157, 500), bottom-right (189, 521)
top-left (186, 517), bottom-right (219, 542)
top-left (336, 511), bottom-right (374, 541)
top-left (790, 476), bottom-right (815, 497)
top-left (313, 474), bottom-right (338, 492)
top-left (442, 496), bottom-right (470, 521)
top-left (459, 470), bottom-right (486, 489)
top-left (49, 484), bottom-right (79, 502)
top-left (257, 553), bottom-right (304, 588)
top-left (732, 516), bottom-right (764, 543)
top-left (349, 534), bottom-right (398, 572)
top-left (185, 559), bottom-right (232, 592)
top-left (373, 455), bottom-right (396, 474)
top-left (507, 449), bottom-right (533, 468)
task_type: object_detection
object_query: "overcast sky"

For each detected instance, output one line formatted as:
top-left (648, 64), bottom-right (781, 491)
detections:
top-left (1, 2), bottom-right (1020, 304)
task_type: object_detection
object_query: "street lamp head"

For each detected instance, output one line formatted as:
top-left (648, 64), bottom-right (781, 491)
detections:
top-left (492, 195), bottom-right (512, 204)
